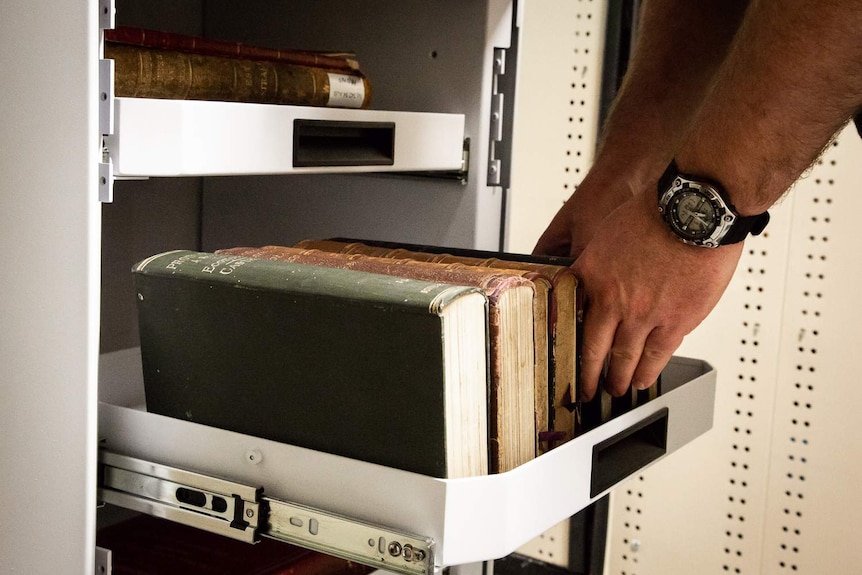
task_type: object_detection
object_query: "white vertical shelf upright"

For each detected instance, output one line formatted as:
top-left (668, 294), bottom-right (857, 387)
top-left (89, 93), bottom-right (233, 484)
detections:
top-left (0, 0), bottom-right (100, 573)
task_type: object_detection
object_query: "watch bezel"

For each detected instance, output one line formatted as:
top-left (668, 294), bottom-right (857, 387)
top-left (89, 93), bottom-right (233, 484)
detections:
top-left (658, 177), bottom-right (736, 248)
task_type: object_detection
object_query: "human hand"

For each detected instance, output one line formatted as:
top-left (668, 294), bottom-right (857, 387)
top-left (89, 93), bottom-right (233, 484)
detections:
top-left (572, 189), bottom-right (743, 400)
top-left (533, 170), bottom-right (640, 258)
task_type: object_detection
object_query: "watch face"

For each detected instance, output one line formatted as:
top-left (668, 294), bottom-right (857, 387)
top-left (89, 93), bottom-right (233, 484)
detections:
top-left (667, 188), bottom-right (719, 241)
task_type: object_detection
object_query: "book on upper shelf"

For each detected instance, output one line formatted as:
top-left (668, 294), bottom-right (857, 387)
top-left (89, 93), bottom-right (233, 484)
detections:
top-left (294, 238), bottom-right (581, 449)
top-left (133, 250), bottom-right (488, 479)
top-left (217, 244), bottom-right (538, 473)
top-left (105, 40), bottom-right (371, 109)
top-left (105, 25), bottom-right (361, 72)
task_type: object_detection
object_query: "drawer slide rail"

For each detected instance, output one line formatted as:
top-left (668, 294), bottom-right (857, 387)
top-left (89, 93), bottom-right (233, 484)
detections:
top-left (98, 450), bottom-right (435, 575)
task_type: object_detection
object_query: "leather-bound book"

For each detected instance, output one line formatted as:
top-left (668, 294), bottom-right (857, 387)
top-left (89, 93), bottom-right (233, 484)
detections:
top-left (295, 239), bottom-right (581, 448)
top-left (218, 244), bottom-right (538, 473)
top-left (105, 25), bottom-right (361, 72)
top-left (134, 250), bottom-right (488, 478)
top-left (105, 43), bottom-right (371, 109)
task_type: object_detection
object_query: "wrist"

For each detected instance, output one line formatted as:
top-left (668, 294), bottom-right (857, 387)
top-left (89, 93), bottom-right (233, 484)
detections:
top-left (657, 160), bottom-right (770, 247)
top-left (674, 152), bottom-right (773, 217)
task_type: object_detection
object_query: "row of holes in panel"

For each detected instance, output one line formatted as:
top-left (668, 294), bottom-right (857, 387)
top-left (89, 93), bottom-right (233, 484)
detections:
top-left (618, 477), bottom-right (646, 575)
top-left (722, 137), bottom-right (839, 575)
top-left (724, 233), bottom-right (773, 575)
top-left (564, 0), bottom-right (598, 193)
top-left (772, 145), bottom-right (838, 573)
top-left (516, 1), bottom-right (602, 566)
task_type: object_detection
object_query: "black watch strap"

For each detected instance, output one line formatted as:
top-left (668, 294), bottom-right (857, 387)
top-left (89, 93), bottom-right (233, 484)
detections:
top-left (658, 160), bottom-right (770, 245)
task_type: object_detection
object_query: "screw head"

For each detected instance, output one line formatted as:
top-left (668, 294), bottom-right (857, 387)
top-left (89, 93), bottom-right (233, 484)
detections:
top-left (246, 449), bottom-right (263, 465)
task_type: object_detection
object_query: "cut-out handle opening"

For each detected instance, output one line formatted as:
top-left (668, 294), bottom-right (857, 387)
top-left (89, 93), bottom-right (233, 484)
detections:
top-left (293, 119), bottom-right (395, 167)
top-left (590, 408), bottom-right (668, 497)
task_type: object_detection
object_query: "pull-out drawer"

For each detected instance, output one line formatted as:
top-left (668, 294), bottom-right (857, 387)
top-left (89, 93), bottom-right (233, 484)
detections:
top-left (104, 98), bottom-right (466, 177)
top-left (98, 354), bottom-right (714, 571)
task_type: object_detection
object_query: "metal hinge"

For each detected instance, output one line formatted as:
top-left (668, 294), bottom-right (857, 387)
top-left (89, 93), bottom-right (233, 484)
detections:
top-left (97, 450), bottom-right (435, 575)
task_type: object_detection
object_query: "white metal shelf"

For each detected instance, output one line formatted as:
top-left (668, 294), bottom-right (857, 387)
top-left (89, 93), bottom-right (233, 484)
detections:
top-left (97, 351), bottom-right (715, 568)
top-left (103, 97), bottom-right (466, 177)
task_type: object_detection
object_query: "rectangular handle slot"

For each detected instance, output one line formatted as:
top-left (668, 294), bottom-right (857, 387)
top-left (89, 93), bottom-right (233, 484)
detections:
top-left (590, 407), bottom-right (668, 497)
top-left (293, 119), bottom-right (395, 167)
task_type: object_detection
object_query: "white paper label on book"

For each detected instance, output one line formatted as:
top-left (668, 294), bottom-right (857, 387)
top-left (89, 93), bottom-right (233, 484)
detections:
top-left (328, 73), bottom-right (366, 108)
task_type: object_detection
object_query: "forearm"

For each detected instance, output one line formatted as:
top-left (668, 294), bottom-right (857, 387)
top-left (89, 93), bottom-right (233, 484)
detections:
top-left (593, 0), bottom-right (750, 189)
top-left (678, 0), bottom-right (862, 215)
top-left (533, 0), bottom-right (749, 257)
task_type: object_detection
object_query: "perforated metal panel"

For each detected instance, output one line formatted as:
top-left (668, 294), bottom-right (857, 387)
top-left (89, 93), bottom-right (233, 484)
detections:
top-left (508, 2), bottom-right (862, 573)
top-left (515, 521), bottom-right (571, 568)
top-left (506, 0), bottom-right (607, 254)
top-left (508, 0), bottom-right (607, 566)
top-left (604, 126), bottom-right (862, 575)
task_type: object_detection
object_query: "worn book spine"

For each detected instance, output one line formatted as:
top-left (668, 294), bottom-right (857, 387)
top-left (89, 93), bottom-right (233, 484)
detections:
top-left (316, 238), bottom-right (585, 444)
top-left (473, 257), bottom-right (579, 445)
top-left (105, 43), bottom-right (371, 109)
top-left (105, 25), bottom-right (361, 71)
top-left (133, 250), bottom-right (488, 478)
top-left (217, 244), bottom-right (537, 472)
top-left (326, 237), bottom-right (577, 268)
top-left (294, 239), bottom-right (575, 447)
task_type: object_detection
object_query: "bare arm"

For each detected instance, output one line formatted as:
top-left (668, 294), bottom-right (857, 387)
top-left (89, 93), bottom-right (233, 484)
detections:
top-left (568, 0), bottom-right (862, 399)
top-left (595, 0), bottom-right (751, 187)
top-left (534, 0), bottom-right (750, 257)
top-left (678, 0), bottom-right (862, 214)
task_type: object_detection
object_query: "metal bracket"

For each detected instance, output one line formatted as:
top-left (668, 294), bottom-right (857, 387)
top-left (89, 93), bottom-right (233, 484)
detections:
top-left (99, 154), bottom-right (114, 203)
top-left (99, 59), bottom-right (114, 138)
top-left (487, 48), bottom-right (506, 186)
top-left (460, 137), bottom-right (471, 184)
top-left (98, 0), bottom-right (116, 202)
top-left (98, 55), bottom-right (115, 202)
top-left (94, 546), bottom-right (112, 575)
top-left (99, 450), bottom-right (261, 543)
top-left (97, 451), bottom-right (435, 575)
top-left (265, 497), bottom-right (434, 575)
top-left (99, 0), bottom-right (115, 30)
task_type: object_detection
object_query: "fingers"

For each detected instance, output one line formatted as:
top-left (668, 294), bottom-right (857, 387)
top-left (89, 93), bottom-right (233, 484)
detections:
top-left (579, 311), bottom-right (679, 401)
top-left (604, 325), bottom-right (650, 397)
top-left (578, 306), bottom-right (618, 401)
top-left (632, 329), bottom-right (681, 390)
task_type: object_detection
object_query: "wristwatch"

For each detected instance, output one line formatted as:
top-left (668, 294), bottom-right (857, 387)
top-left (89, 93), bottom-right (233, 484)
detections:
top-left (657, 160), bottom-right (769, 247)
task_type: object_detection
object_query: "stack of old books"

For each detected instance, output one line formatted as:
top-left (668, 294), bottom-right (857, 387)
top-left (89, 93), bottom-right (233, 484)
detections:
top-left (133, 239), bottom-right (581, 479)
top-left (104, 26), bottom-right (371, 108)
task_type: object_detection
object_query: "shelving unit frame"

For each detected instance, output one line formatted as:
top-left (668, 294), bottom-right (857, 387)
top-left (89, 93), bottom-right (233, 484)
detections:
top-left (0, 1), bottom-right (718, 572)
